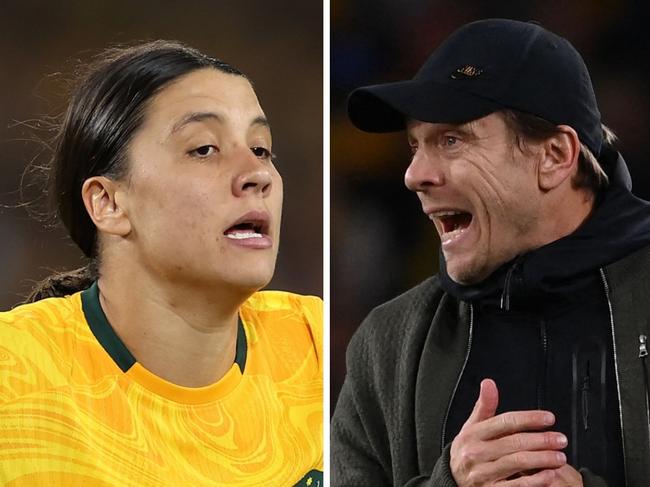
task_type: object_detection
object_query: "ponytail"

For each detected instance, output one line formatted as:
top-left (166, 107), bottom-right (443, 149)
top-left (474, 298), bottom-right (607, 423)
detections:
top-left (26, 262), bottom-right (97, 303)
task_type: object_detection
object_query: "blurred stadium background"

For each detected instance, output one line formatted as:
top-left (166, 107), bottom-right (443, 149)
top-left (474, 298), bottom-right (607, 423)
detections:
top-left (331, 0), bottom-right (650, 409)
top-left (4, 0), bottom-right (650, 422)
top-left (0, 0), bottom-right (323, 307)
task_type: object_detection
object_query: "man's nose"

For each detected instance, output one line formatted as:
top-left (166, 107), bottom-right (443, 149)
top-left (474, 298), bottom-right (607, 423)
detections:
top-left (404, 151), bottom-right (445, 192)
top-left (232, 150), bottom-right (273, 197)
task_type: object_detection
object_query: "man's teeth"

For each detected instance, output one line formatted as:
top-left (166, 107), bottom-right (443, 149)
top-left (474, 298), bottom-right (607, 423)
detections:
top-left (430, 210), bottom-right (464, 218)
top-left (426, 210), bottom-right (472, 241)
top-left (226, 231), bottom-right (263, 240)
top-left (441, 227), bottom-right (466, 240)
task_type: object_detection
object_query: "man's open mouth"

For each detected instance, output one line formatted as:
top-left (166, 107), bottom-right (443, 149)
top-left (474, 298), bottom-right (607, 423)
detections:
top-left (429, 210), bottom-right (473, 242)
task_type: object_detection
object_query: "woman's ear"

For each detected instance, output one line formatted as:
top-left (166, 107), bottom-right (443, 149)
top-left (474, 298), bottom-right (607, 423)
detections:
top-left (538, 125), bottom-right (581, 191)
top-left (81, 176), bottom-right (131, 237)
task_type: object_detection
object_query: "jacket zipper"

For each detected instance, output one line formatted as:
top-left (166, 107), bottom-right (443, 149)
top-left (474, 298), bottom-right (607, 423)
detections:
top-left (537, 319), bottom-right (547, 410)
top-left (599, 268), bottom-right (628, 485)
top-left (441, 303), bottom-right (474, 450)
top-left (581, 361), bottom-right (591, 431)
top-left (500, 267), bottom-right (515, 310)
top-left (500, 257), bottom-right (523, 311)
top-left (638, 334), bottom-right (650, 443)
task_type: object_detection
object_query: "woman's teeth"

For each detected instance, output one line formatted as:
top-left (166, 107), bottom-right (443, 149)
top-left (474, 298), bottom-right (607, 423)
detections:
top-left (225, 231), bottom-right (263, 239)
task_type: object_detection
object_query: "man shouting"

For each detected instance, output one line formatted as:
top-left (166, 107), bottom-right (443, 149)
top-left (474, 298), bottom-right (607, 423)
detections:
top-left (332, 18), bottom-right (650, 486)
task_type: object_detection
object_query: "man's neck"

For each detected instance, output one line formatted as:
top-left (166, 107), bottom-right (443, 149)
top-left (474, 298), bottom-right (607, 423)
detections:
top-left (96, 265), bottom-right (248, 388)
top-left (533, 186), bottom-right (596, 250)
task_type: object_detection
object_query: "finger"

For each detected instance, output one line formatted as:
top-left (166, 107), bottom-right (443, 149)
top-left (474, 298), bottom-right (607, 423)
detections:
top-left (484, 431), bottom-right (567, 460)
top-left (497, 468), bottom-right (557, 486)
top-left (475, 409), bottom-right (556, 440)
top-left (548, 464), bottom-right (583, 485)
top-left (464, 378), bottom-right (499, 427)
top-left (453, 431), bottom-right (567, 467)
top-left (479, 450), bottom-right (566, 482)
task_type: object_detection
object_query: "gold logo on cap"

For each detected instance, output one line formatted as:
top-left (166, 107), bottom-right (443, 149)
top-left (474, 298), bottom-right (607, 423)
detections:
top-left (452, 65), bottom-right (483, 79)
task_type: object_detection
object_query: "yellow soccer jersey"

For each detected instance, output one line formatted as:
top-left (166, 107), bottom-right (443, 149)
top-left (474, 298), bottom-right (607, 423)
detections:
top-left (0, 283), bottom-right (323, 486)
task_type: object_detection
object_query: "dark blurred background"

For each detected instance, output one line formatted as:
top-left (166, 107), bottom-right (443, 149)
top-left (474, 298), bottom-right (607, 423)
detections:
top-left (0, 0), bottom-right (323, 308)
top-left (331, 1), bottom-right (650, 409)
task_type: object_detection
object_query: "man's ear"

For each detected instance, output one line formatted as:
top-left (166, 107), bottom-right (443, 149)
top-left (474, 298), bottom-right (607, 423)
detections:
top-left (538, 125), bottom-right (580, 191)
top-left (81, 176), bottom-right (131, 237)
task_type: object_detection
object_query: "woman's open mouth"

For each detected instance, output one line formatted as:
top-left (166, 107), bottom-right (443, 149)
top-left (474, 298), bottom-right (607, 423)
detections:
top-left (223, 211), bottom-right (272, 248)
top-left (224, 221), bottom-right (265, 240)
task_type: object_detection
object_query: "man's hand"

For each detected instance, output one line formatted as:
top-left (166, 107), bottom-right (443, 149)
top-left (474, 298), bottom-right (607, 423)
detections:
top-left (547, 465), bottom-right (583, 486)
top-left (450, 379), bottom-right (576, 486)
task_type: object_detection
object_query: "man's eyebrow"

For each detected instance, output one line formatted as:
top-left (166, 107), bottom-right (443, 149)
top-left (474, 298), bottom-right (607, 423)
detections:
top-left (170, 111), bottom-right (223, 135)
top-left (438, 122), bottom-right (474, 134)
top-left (406, 121), bottom-right (475, 140)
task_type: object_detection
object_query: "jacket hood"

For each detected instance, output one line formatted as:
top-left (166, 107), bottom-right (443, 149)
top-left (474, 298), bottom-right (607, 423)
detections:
top-left (439, 147), bottom-right (650, 308)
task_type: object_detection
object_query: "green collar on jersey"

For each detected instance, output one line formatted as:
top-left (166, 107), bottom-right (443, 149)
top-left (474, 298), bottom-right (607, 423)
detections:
top-left (80, 281), bottom-right (247, 373)
top-left (294, 470), bottom-right (323, 487)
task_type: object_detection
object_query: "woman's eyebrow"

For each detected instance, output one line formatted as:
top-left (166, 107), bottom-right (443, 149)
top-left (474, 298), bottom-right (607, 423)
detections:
top-left (169, 111), bottom-right (223, 136)
top-left (168, 112), bottom-right (270, 137)
top-left (250, 115), bottom-right (270, 130)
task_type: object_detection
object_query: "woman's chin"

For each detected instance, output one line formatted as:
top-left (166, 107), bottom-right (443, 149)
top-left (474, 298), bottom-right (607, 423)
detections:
top-left (223, 266), bottom-right (277, 295)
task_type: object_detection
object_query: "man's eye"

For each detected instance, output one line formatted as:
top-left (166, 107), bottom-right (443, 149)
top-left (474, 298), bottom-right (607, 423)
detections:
top-left (189, 145), bottom-right (218, 157)
top-left (443, 136), bottom-right (458, 147)
top-left (251, 146), bottom-right (273, 159)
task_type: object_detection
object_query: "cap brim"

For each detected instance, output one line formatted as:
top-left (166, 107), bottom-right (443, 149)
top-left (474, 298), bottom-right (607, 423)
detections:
top-left (348, 78), bottom-right (504, 133)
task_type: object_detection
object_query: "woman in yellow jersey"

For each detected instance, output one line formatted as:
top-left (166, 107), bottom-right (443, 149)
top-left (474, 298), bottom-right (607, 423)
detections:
top-left (0, 41), bottom-right (322, 486)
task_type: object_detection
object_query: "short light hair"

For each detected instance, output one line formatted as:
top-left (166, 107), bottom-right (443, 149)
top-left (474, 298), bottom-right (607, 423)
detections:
top-left (501, 109), bottom-right (615, 193)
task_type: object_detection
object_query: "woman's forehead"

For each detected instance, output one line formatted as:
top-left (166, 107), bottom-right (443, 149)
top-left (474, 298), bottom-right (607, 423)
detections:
top-left (145, 69), bottom-right (264, 132)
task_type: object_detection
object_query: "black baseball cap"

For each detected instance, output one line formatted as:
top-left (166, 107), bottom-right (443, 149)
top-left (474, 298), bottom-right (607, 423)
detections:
top-left (348, 19), bottom-right (603, 156)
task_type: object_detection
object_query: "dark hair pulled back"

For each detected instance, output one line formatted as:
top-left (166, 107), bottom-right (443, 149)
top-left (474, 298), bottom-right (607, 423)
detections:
top-left (28, 40), bottom-right (244, 302)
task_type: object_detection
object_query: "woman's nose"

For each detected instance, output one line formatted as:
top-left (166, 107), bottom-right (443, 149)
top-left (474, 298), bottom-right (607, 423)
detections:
top-left (232, 150), bottom-right (273, 197)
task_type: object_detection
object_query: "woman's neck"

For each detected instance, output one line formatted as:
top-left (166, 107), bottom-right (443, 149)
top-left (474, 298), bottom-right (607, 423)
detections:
top-left (96, 268), bottom-right (247, 388)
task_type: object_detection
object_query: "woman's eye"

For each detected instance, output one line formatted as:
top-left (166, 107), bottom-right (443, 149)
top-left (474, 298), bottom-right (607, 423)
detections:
top-left (251, 146), bottom-right (273, 159)
top-left (189, 145), bottom-right (217, 157)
